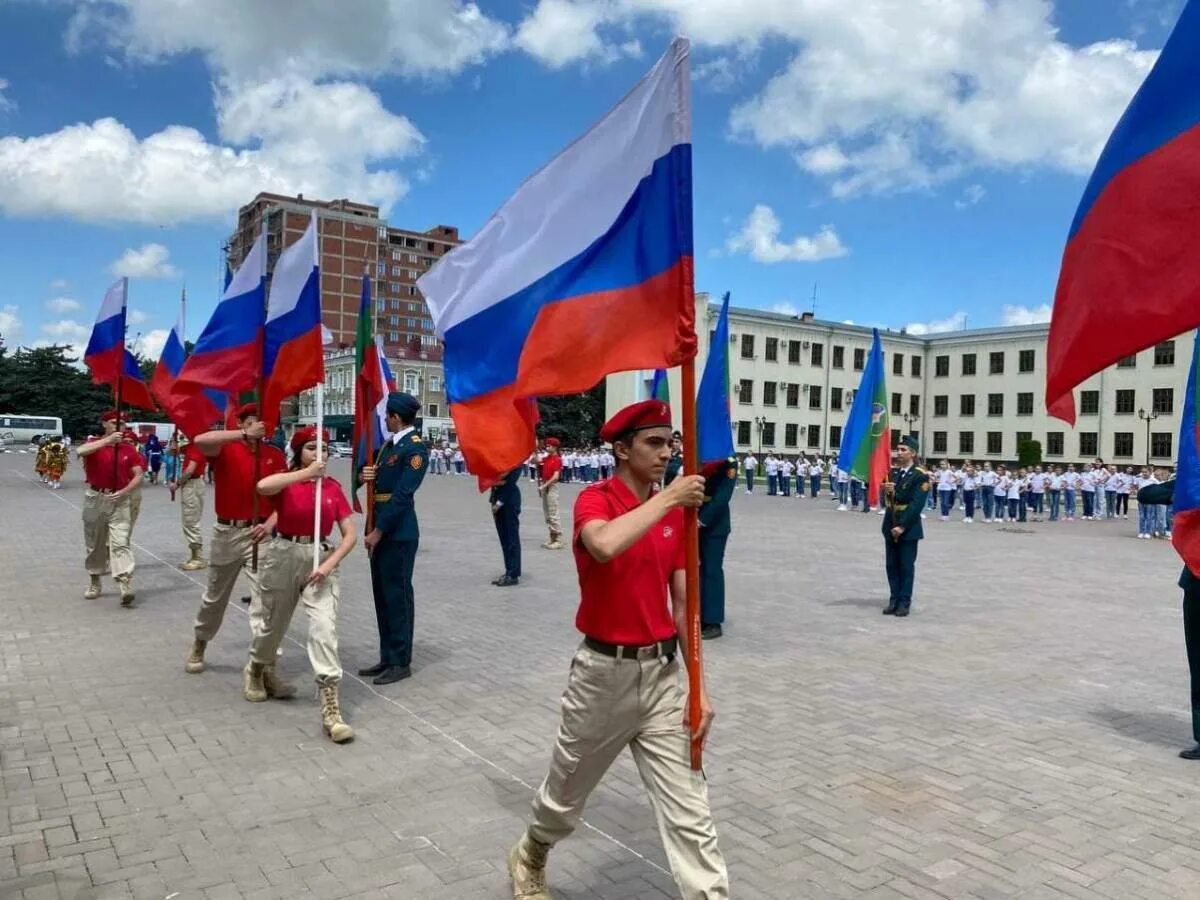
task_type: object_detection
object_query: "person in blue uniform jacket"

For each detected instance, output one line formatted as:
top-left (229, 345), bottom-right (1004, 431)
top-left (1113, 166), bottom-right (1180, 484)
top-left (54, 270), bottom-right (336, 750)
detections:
top-left (358, 392), bottom-right (429, 685)
top-left (1137, 477), bottom-right (1200, 760)
top-left (700, 456), bottom-right (737, 640)
top-left (490, 467), bottom-right (523, 587)
top-left (664, 431), bottom-right (684, 486)
top-left (881, 435), bottom-right (929, 618)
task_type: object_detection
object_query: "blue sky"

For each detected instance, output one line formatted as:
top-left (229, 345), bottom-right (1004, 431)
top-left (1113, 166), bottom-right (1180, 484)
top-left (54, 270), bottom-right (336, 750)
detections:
top-left (0, 0), bottom-right (1184, 362)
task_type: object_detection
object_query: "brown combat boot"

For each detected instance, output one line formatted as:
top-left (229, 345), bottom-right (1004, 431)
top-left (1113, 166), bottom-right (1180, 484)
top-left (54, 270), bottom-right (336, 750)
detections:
top-left (185, 639), bottom-right (207, 674)
top-left (181, 545), bottom-right (207, 571)
top-left (262, 666), bottom-right (297, 699)
top-left (83, 575), bottom-right (101, 599)
top-left (116, 575), bottom-right (134, 608)
top-left (242, 662), bottom-right (267, 702)
top-left (319, 684), bottom-right (354, 743)
top-left (507, 832), bottom-right (552, 900)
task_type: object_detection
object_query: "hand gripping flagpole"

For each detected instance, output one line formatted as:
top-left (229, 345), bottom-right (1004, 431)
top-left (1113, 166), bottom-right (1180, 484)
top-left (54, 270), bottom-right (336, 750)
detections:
top-left (314, 382), bottom-right (324, 573)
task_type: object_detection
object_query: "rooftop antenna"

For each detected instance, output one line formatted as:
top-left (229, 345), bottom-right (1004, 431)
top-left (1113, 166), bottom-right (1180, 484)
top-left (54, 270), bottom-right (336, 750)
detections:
top-left (810, 283), bottom-right (818, 318)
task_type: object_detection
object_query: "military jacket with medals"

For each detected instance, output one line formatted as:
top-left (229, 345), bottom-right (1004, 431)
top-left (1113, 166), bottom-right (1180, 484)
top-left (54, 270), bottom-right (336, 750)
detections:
top-left (373, 429), bottom-right (429, 542)
top-left (881, 464), bottom-right (929, 542)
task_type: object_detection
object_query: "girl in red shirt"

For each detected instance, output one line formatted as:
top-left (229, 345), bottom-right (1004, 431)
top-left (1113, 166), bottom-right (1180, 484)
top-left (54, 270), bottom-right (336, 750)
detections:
top-left (246, 427), bottom-right (358, 743)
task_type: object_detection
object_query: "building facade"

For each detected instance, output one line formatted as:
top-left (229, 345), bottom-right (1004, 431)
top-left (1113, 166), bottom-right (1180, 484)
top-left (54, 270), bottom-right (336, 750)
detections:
top-left (607, 295), bottom-right (1187, 468)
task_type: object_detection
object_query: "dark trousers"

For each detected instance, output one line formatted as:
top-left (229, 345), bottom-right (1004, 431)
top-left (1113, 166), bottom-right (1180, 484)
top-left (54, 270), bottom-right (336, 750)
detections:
top-left (963, 490), bottom-right (975, 519)
top-left (811, 476), bottom-right (821, 496)
top-left (780, 475), bottom-right (790, 497)
top-left (1083, 491), bottom-right (1095, 517)
top-left (767, 474), bottom-right (777, 495)
top-left (370, 538), bottom-right (417, 667)
top-left (745, 471), bottom-right (754, 492)
top-left (884, 539), bottom-right (919, 610)
top-left (1185, 587), bottom-right (1200, 743)
top-left (494, 506), bottom-right (521, 577)
top-left (982, 486), bottom-right (995, 519)
top-left (700, 532), bottom-right (728, 626)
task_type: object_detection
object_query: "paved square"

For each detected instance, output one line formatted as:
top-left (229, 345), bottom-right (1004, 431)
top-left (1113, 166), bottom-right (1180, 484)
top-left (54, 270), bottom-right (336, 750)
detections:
top-left (2, 453), bottom-right (1199, 900)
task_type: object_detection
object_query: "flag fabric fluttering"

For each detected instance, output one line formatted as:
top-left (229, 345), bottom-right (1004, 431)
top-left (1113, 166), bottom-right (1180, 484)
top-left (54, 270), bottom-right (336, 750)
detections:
top-left (418, 38), bottom-right (695, 485)
top-left (84, 279), bottom-right (128, 388)
top-left (1173, 331), bottom-right (1200, 572)
top-left (837, 329), bottom-right (891, 508)
top-left (261, 211), bottom-right (323, 431)
top-left (1046, 0), bottom-right (1200, 422)
top-left (151, 294), bottom-right (186, 411)
top-left (119, 349), bottom-right (156, 411)
top-left (169, 234), bottom-right (267, 437)
top-left (696, 292), bottom-right (734, 464)
top-left (649, 368), bottom-right (670, 403)
top-left (352, 275), bottom-right (387, 512)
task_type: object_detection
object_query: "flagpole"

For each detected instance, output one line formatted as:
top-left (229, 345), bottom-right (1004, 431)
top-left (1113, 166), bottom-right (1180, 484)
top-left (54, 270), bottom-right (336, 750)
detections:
top-left (681, 355), bottom-right (703, 771)
top-left (314, 382), bottom-right (324, 572)
top-left (252, 231), bottom-right (267, 573)
top-left (171, 286), bottom-right (184, 503)
top-left (113, 277), bottom-right (129, 485)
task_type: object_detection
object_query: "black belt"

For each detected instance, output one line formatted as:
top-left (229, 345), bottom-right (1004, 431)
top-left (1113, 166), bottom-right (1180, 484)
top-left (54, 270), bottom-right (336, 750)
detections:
top-left (584, 635), bottom-right (677, 661)
top-left (276, 533), bottom-right (328, 548)
top-left (217, 517), bottom-right (266, 527)
top-left (88, 486), bottom-right (116, 494)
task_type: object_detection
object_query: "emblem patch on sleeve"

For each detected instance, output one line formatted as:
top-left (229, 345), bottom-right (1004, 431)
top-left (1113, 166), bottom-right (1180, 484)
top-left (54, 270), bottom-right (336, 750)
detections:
top-left (410, 455), bottom-right (424, 470)
top-left (920, 481), bottom-right (930, 492)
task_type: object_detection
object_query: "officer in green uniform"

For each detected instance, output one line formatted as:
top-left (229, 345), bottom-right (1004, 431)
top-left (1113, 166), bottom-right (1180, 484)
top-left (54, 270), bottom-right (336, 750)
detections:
top-left (881, 435), bottom-right (929, 618)
top-left (700, 456), bottom-right (737, 639)
top-left (359, 392), bottom-right (429, 685)
top-left (664, 431), bottom-right (684, 486)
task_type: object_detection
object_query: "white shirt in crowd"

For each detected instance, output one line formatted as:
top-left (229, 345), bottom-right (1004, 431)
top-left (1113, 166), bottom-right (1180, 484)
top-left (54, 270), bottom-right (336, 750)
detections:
top-left (937, 469), bottom-right (955, 491)
top-left (979, 469), bottom-right (996, 487)
top-left (744, 455), bottom-right (758, 472)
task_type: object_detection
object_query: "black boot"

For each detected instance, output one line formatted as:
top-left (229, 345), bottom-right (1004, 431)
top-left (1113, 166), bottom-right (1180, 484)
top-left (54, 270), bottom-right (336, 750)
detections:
top-left (357, 662), bottom-right (387, 677)
top-left (373, 665), bottom-right (412, 685)
top-left (1180, 744), bottom-right (1200, 760)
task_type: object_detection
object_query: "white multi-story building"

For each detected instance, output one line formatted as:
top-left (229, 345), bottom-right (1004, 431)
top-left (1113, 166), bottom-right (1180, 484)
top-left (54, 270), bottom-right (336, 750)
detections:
top-left (607, 295), bottom-right (1187, 467)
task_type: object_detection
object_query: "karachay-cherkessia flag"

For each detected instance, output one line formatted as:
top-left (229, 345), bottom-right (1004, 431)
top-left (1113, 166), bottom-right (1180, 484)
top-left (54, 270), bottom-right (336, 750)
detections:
top-left (695, 291), bottom-right (734, 464)
top-left (1173, 331), bottom-right (1200, 572)
top-left (837, 329), bottom-right (891, 508)
top-left (352, 274), bottom-right (387, 512)
top-left (1046, 0), bottom-right (1200, 422)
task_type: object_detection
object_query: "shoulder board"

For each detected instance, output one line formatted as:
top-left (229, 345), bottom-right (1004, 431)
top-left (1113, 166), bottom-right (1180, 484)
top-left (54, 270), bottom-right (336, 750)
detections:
top-left (409, 434), bottom-right (422, 443)
top-left (914, 467), bottom-right (926, 474)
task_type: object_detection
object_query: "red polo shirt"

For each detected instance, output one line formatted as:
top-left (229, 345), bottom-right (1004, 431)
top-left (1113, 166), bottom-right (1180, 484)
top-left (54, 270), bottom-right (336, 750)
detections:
top-left (81, 439), bottom-right (143, 491)
top-left (274, 477), bottom-right (353, 539)
top-left (572, 477), bottom-right (684, 645)
top-left (541, 454), bottom-right (562, 483)
top-left (211, 441), bottom-right (285, 521)
top-left (182, 444), bottom-right (208, 479)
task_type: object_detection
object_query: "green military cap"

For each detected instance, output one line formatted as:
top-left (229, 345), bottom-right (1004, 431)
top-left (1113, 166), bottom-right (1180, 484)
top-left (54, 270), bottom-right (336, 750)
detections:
top-left (900, 434), bottom-right (920, 453)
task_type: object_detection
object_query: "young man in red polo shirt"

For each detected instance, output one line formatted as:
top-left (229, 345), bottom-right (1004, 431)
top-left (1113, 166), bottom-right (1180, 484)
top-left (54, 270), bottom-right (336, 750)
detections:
top-left (509, 400), bottom-right (729, 900)
top-left (537, 437), bottom-right (563, 550)
top-left (174, 436), bottom-right (209, 571)
top-left (77, 410), bottom-right (144, 606)
top-left (184, 405), bottom-right (285, 687)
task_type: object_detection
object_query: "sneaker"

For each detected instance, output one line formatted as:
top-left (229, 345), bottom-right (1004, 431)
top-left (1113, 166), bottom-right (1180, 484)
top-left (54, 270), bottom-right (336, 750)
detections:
top-left (836, 504), bottom-right (847, 511)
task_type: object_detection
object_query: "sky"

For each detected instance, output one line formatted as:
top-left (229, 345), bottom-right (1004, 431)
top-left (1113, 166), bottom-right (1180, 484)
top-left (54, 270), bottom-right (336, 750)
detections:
top-left (0, 0), bottom-right (1186, 365)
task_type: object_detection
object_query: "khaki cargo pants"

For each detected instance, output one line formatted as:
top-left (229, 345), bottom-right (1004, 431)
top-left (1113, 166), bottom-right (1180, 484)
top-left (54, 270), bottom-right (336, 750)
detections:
top-left (82, 488), bottom-right (135, 581)
top-left (529, 643), bottom-right (729, 899)
top-left (249, 538), bottom-right (342, 684)
top-left (541, 483), bottom-right (561, 534)
top-left (192, 522), bottom-right (266, 643)
top-left (179, 478), bottom-right (205, 551)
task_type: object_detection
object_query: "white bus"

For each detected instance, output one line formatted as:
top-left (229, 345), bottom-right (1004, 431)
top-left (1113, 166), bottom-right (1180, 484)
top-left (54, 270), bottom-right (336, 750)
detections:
top-left (0, 413), bottom-right (63, 448)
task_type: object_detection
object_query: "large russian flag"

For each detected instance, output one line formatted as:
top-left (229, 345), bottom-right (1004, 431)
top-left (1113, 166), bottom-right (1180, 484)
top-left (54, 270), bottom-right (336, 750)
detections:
top-left (150, 299), bottom-right (186, 410)
top-left (418, 38), bottom-right (695, 484)
top-left (1046, 0), bottom-right (1200, 422)
top-left (84, 279), bottom-right (128, 387)
top-left (169, 233), bottom-right (267, 437)
top-left (261, 211), bottom-right (323, 431)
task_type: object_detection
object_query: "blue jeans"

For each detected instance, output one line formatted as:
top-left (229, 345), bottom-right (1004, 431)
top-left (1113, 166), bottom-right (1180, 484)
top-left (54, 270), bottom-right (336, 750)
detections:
top-left (780, 475), bottom-right (791, 497)
top-left (1049, 489), bottom-right (1061, 521)
top-left (1082, 491), bottom-right (1095, 518)
top-left (1030, 492), bottom-right (1043, 515)
top-left (981, 486), bottom-right (995, 519)
top-left (850, 481), bottom-right (862, 507)
top-left (1105, 490), bottom-right (1116, 518)
top-left (767, 474), bottom-right (777, 496)
top-left (963, 490), bottom-right (975, 519)
top-left (939, 490), bottom-right (953, 517)
top-left (837, 482), bottom-right (848, 504)
top-left (1138, 502), bottom-right (1152, 534)
top-left (1065, 489), bottom-right (1076, 518)
top-left (745, 471), bottom-right (755, 492)
top-left (811, 476), bottom-right (821, 497)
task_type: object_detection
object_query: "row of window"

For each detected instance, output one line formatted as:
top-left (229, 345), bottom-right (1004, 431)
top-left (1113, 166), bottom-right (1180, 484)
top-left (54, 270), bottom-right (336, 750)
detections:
top-left (326, 369), bottom-right (443, 393)
top-left (384, 332), bottom-right (439, 348)
top-left (385, 315), bottom-right (434, 330)
top-left (926, 430), bottom-right (1173, 459)
top-left (928, 387), bottom-right (1176, 418)
top-left (735, 420), bottom-right (841, 450)
top-left (740, 336), bottom-right (879, 373)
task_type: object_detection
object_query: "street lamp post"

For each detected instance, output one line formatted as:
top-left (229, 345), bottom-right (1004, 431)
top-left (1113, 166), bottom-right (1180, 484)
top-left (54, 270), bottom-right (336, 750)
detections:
top-left (900, 412), bottom-right (919, 445)
top-left (754, 416), bottom-right (766, 455)
top-left (1138, 407), bottom-right (1159, 466)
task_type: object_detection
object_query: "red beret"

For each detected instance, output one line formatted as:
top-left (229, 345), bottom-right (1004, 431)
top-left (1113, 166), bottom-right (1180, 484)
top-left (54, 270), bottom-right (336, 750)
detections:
top-left (599, 400), bottom-right (673, 443)
top-left (100, 410), bottom-right (124, 423)
top-left (234, 403), bottom-right (258, 421)
top-left (544, 437), bottom-right (561, 447)
top-left (122, 429), bottom-right (139, 442)
top-left (290, 426), bottom-right (330, 453)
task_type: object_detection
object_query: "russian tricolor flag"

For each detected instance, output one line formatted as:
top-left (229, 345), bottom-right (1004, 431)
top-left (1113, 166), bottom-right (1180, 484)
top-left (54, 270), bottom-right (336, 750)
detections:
top-left (150, 300), bottom-right (186, 411)
top-left (418, 38), bottom-right (696, 484)
top-left (1047, 0), bottom-right (1200, 421)
top-left (169, 233), bottom-right (267, 437)
top-left (84, 279), bottom-right (128, 387)
top-left (261, 211), bottom-right (323, 431)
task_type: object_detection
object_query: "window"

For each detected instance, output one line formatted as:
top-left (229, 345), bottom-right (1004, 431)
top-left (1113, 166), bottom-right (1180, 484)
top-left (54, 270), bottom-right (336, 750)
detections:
top-left (1117, 354), bottom-right (1136, 368)
top-left (961, 353), bottom-right (977, 376)
top-left (987, 432), bottom-right (1002, 455)
top-left (763, 382), bottom-right (777, 406)
top-left (935, 355), bottom-right (950, 377)
top-left (987, 393), bottom-right (1003, 416)
top-left (989, 351), bottom-right (1005, 375)
top-left (429, 376), bottom-right (441, 392)
top-left (1019, 349), bottom-right (1035, 373)
top-left (829, 425), bottom-right (842, 449)
top-left (831, 387), bottom-right (843, 411)
top-left (403, 372), bottom-right (419, 394)
top-left (1152, 432), bottom-right (1173, 459)
top-left (737, 379), bottom-right (753, 404)
top-left (740, 334), bottom-right (755, 359)
top-left (1079, 432), bottom-right (1098, 456)
top-left (1016, 431), bottom-right (1032, 451)
top-left (1079, 390), bottom-right (1099, 415)
top-left (911, 355), bottom-right (922, 378)
top-left (1114, 389), bottom-right (1135, 414)
top-left (933, 395), bottom-right (948, 417)
top-left (811, 343), bottom-right (824, 367)
top-left (765, 337), bottom-right (778, 362)
top-left (1155, 341), bottom-right (1176, 366)
top-left (377, 261), bottom-right (386, 276)
top-left (891, 392), bottom-right (902, 415)
top-left (388, 331), bottom-right (399, 343)
top-left (407, 253), bottom-right (418, 263)
top-left (806, 424), bottom-right (821, 448)
top-left (809, 386), bottom-right (822, 409)
top-left (1017, 392), bottom-right (1034, 416)
top-left (1044, 432), bottom-right (1064, 456)
top-left (933, 431), bottom-right (947, 454)
top-left (786, 383), bottom-right (800, 407)
top-left (737, 421), bottom-right (751, 445)
top-left (788, 340), bottom-right (801, 364)
top-left (853, 348), bottom-right (866, 371)
top-left (427, 404), bottom-right (439, 418)
top-left (909, 395), bottom-right (920, 416)
top-left (893, 353), bottom-right (904, 376)
top-left (785, 423), bottom-right (798, 447)
top-left (1153, 388), bottom-right (1174, 415)
top-left (392, 265), bottom-right (402, 276)
top-left (389, 315), bottom-right (399, 326)
top-left (960, 394), bottom-right (975, 417)
top-left (389, 282), bottom-right (401, 293)
top-left (832, 346), bottom-right (845, 369)
top-left (959, 432), bottom-right (974, 455)
top-left (891, 428), bottom-right (902, 450)
top-left (1113, 432), bottom-right (1134, 458)
top-left (762, 422), bottom-right (776, 446)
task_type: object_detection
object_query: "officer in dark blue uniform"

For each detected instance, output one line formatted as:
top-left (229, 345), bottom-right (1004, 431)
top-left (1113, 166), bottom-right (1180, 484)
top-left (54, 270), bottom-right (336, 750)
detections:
top-left (358, 392), bottom-right (428, 684)
top-left (700, 456), bottom-right (737, 639)
top-left (490, 467), bottom-right (523, 587)
top-left (881, 435), bottom-right (929, 618)
top-left (664, 431), bottom-right (684, 486)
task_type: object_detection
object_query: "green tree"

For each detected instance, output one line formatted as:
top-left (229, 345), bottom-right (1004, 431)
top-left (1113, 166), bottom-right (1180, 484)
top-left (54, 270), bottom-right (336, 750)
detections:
top-left (0, 345), bottom-right (112, 438)
top-left (1018, 438), bottom-right (1043, 468)
top-left (537, 380), bottom-right (607, 446)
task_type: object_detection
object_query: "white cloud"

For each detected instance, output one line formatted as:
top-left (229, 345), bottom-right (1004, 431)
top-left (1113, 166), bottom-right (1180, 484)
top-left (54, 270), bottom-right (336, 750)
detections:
top-left (50, 279), bottom-right (70, 290)
top-left (905, 312), bottom-right (968, 335)
top-left (770, 302), bottom-right (800, 316)
top-left (954, 183), bottom-right (987, 210)
top-left (132, 328), bottom-right (169, 361)
top-left (128, 307), bottom-right (149, 325)
top-left (726, 204), bottom-right (848, 264)
top-left (111, 243), bottom-right (179, 279)
top-left (0, 78), bottom-right (13, 113)
top-left (1001, 303), bottom-right (1052, 326)
top-left (515, 0), bottom-right (640, 68)
top-left (46, 297), bottom-right (81, 314)
top-left (0, 304), bottom-right (22, 343)
top-left (41, 319), bottom-right (91, 343)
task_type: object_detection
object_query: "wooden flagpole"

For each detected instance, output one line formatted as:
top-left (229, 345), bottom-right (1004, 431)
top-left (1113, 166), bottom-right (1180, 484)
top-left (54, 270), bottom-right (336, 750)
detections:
top-left (313, 383), bottom-right (324, 572)
top-left (170, 286), bottom-right (184, 502)
top-left (112, 277), bottom-right (129, 485)
top-left (681, 356), bottom-right (703, 770)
